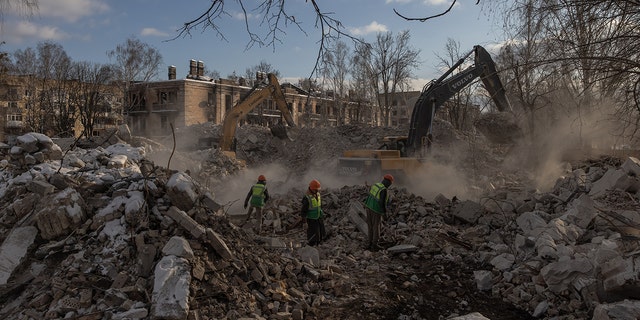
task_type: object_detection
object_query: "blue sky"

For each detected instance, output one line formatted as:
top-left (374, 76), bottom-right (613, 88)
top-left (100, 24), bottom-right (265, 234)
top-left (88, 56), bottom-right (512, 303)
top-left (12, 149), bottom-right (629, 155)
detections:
top-left (1, 0), bottom-right (507, 90)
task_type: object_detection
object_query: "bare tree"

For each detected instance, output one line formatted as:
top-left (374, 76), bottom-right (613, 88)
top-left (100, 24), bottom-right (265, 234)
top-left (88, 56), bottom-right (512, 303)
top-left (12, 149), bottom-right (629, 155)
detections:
top-left (71, 61), bottom-right (114, 138)
top-left (175, 0), bottom-right (362, 79)
top-left (0, 0), bottom-right (37, 21)
top-left (504, 1), bottom-right (640, 144)
top-left (351, 41), bottom-right (378, 125)
top-left (13, 42), bottom-right (73, 136)
top-left (204, 67), bottom-right (220, 80)
top-left (37, 42), bottom-right (74, 137)
top-left (321, 41), bottom-right (350, 125)
top-left (107, 37), bottom-right (162, 114)
top-left (243, 60), bottom-right (280, 86)
top-left (394, 0), bottom-right (483, 22)
top-left (10, 47), bottom-right (38, 131)
top-left (0, 42), bottom-right (9, 77)
top-left (434, 38), bottom-right (478, 131)
top-left (496, 1), bottom-right (562, 144)
top-left (226, 71), bottom-right (239, 83)
top-left (367, 30), bottom-right (420, 126)
top-left (297, 78), bottom-right (322, 93)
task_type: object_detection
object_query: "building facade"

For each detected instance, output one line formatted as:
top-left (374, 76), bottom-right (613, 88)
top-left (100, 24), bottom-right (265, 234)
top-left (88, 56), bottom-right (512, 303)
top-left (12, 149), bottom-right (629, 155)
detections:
top-left (0, 60), bottom-right (384, 144)
top-left (124, 60), bottom-right (379, 138)
top-left (385, 91), bottom-right (422, 127)
top-left (0, 74), bottom-right (120, 145)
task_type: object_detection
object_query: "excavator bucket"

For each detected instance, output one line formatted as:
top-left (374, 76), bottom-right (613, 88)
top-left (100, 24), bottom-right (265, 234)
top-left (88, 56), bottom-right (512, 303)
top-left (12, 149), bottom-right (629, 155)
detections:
top-left (270, 123), bottom-right (290, 140)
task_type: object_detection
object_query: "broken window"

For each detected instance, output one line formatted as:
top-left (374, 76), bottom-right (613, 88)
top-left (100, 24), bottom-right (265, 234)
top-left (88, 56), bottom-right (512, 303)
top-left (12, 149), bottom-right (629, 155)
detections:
top-left (225, 94), bottom-right (232, 111)
top-left (158, 91), bottom-right (177, 105)
top-left (208, 92), bottom-right (214, 108)
top-left (7, 113), bottom-right (22, 121)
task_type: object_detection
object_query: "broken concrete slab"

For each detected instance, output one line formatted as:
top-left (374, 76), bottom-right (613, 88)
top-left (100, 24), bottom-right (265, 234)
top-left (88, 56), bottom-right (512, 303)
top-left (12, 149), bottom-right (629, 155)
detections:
top-left (0, 226), bottom-right (38, 285)
top-left (166, 172), bottom-right (199, 211)
top-left (34, 188), bottom-right (87, 240)
top-left (592, 299), bottom-right (640, 320)
top-left (621, 156), bottom-right (640, 177)
top-left (151, 255), bottom-right (191, 320)
top-left (387, 244), bottom-right (418, 254)
top-left (448, 312), bottom-right (490, 320)
top-left (347, 200), bottom-right (368, 236)
top-left (452, 200), bottom-right (485, 224)
top-left (204, 228), bottom-right (234, 260)
top-left (165, 206), bottom-right (206, 239)
top-left (590, 168), bottom-right (632, 197)
top-left (162, 236), bottom-right (195, 260)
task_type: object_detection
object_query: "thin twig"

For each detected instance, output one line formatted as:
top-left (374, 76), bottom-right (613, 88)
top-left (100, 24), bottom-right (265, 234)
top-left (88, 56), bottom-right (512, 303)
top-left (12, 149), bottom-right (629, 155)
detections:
top-left (167, 123), bottom-right (176, 170)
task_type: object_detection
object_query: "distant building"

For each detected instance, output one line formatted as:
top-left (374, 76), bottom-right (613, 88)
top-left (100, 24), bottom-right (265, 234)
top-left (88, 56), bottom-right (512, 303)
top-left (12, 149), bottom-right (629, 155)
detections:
top-left (124, 60), bottom-right (379, 138)
top-left (383, 91), bottom-right (422, 127)
top-left (0, 74), bottom-right (120, 144)
top-left (0, 60), bottom-right (383, 144)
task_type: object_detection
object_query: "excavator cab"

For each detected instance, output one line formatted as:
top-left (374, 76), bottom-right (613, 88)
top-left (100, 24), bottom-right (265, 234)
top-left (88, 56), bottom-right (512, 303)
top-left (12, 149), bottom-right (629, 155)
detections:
top-left (378, 136), bottom-right (409, 157)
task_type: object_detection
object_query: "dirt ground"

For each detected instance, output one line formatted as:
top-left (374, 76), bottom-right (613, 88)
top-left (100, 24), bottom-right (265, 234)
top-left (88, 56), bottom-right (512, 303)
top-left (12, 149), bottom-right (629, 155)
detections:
top-left (314, 256), bottom-right (535, 320)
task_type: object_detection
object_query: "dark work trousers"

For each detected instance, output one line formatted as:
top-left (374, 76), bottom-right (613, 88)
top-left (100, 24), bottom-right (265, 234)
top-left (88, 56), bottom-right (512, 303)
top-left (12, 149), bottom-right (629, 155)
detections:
top-left (245, 206), bottom-right (264, 233)
top-left (366, 208), bottom-right (382, 248)
top-left (306, 217), bottom-right (326, 246)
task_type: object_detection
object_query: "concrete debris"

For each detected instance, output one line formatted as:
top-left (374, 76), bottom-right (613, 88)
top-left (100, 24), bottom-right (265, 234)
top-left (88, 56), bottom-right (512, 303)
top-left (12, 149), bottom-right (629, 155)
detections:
top-left (1, 125), bottom-right (640, 320)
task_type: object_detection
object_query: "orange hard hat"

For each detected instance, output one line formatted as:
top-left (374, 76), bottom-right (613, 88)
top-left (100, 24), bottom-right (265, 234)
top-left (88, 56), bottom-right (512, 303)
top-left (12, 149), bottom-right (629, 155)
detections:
top-left (383, 174), bottom-right (394, 183)
top-left (258, 175), bottom-right (266, 181)
top-left (309, 179), bottom-right (321, 191)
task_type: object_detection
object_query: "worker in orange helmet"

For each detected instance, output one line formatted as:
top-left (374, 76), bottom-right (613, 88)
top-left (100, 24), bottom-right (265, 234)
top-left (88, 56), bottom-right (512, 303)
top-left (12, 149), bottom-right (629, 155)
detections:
top-left (300, 179), bottom-right (326, 246)
top-left (364, 174), bottom-right (394, 251)
top-left (243, 174), bottom-right (270, 233)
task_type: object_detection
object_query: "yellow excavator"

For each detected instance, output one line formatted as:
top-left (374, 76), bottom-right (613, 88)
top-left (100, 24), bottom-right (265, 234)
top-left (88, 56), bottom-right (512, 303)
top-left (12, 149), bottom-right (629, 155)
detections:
top-left (218, 73), bottom-right (296, 158)
top-left (338, 45), bottom-right (517, 181)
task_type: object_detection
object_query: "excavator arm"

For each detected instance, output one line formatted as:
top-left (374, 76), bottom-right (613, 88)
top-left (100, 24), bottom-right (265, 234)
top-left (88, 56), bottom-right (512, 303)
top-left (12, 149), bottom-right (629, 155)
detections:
top-left (406, 45), bottom-right (511, 155)
top-left (337, 45), bottom-right (513, 182)
top-left (219, 73), bottom-right (296, 152)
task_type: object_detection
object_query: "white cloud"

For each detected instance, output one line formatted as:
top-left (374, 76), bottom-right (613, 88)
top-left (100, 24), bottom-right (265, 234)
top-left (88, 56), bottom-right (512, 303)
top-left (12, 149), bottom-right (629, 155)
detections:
top-left (141, 28), bottom-right (170, 37)
top-left (409, 77), bottom-right (430, 91)
top-left (232, 11), bottom-right (260, 20)
top-left (349, 21), bottom-right (388, 36)
top-left (422, 0), bottom-right (451, 5)
top-left (385, 0), bottom-right (414, 3)
top-left (4, 20), bottom-right (70, 43)
top-left (37, 0), bottom-right (110, 23)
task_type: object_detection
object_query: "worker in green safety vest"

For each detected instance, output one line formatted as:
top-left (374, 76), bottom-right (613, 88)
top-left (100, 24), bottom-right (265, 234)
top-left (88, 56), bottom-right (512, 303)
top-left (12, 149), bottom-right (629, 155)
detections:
top-left (300, 179), bottom-right (326, 246)
top-left (364, 174), bottom-right (394, 251)
top-left (244, 174), bottom-right (270, 233)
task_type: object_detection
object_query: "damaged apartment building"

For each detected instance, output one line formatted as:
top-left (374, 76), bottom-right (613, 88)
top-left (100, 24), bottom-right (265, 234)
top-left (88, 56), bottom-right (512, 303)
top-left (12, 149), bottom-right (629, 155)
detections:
top-left (123, 60), bottom-right (380, 139)
top-left (0, 74), bottom-right (121, 145)
top-left (0, 59), bottom-right (387, 145)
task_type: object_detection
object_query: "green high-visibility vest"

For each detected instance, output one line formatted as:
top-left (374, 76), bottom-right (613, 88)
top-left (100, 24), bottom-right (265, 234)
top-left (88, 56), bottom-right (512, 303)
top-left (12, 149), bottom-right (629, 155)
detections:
top-left (305, 194), bottom-right (323, 219)
top-left (250, 184), bottom-right (266, 207)
top-left (365, 182), bottom-right (387, 214)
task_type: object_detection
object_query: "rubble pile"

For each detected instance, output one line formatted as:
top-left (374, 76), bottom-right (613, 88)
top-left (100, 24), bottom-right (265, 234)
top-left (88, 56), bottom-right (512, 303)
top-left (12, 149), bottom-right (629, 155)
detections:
top-left (2, 127), bottom-right (640, 319)
top-left (474, 112), bottom-right (524, 145)
top-left (232, 154), bottom-right (640, 319)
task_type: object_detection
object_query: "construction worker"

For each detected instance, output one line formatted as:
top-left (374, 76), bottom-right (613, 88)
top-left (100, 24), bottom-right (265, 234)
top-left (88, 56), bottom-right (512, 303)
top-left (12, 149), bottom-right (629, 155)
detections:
top-left (243, 175), bottom-right (270, 233)
top-left (364, 174), bottom-right (394, 251)
top-left (300, 179), bottom-right (326, 246)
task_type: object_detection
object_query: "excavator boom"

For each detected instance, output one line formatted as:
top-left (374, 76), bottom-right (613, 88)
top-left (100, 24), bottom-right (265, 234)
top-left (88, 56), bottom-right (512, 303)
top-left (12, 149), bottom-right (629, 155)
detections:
top-left (337, 45), bottom-right (513, 182)
top-left (406, 45), bottom-right (511, 155)
top-left (219, 73), bottom-right (296, 153)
